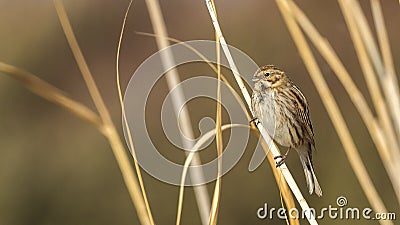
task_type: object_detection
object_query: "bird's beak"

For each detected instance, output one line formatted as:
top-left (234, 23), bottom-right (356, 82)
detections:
top-left (252, 76), bottom-right (259, 82)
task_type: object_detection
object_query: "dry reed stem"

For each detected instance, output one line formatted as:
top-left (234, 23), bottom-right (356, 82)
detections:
top-left (351, 0), bottom-right (400, 152)
top-left (278, 1), bottom-right (393, 225)
top-left (116, 1), bottom-right (155, 224)
top-left (208, 1), bottom-right (222, 225)
top-left (54, 1), bottom-right (152, 224)
top-left (347, 0), bottom-right (384, 76)
top-left (136, 31), bottom-right (298, 225)
top-left (205, 1), bottom-right (317, 224)
top-left (370, 0), bottom-right (397, 84)
top-left (144, 0), bottom-right (211, 224)
top-left (370, 0), bottom-right (400, 144)
top-left (0, 62), bottom-right (103, 132)
top-left (346, 0), bottom-right (400, 158)
top-left (338, 0), bottom-right (400, 203)
top-left (342, 0), bottom-right (400, 156)
top-left (350, 0), bottom-right (400, 137)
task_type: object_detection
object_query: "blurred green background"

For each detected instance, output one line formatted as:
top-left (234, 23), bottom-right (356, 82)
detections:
top-left (0, 0), bottom-right (399, 224)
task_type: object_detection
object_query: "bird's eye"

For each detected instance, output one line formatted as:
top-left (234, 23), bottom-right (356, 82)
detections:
top-left (264, 72), bottom-right (270, 77)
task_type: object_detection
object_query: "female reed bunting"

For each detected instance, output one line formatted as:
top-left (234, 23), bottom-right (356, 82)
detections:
top-left (251, 65), bottom-right (322, 196)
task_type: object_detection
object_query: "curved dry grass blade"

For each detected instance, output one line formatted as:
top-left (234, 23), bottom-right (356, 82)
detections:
top-left (278, 1), bottom-right (393, 225)
top-left (176, 124), bottom-right (251, 225)
top-left (204, 1), bottom-right (317, 224)
top-left (0, 62), bottom-right (103, 132)
top-left (54, 1), bottom-right (153, 224)
top-left (116, 1), bottom-right (155, 225)
top-left (144, 0), bottom-right (211, 224)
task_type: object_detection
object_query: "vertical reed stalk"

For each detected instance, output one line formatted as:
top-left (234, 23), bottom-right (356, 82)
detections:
top-left (208, 1), bottom-right (223, 224)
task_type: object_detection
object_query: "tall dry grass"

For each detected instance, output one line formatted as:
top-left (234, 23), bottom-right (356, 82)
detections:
top-left (276, 1), bottom-right (399, 225)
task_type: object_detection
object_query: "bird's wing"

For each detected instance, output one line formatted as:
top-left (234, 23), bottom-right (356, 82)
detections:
top-left (290, 84), bottom-right (315, 146)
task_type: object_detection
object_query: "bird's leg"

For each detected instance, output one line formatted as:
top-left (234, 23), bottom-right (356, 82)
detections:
top-left (249, 117), bottom-right (260, 126)
top-left (274, 147), bottom-right (291, 167)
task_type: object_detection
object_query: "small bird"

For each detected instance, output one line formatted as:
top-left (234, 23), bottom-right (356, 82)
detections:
top-left (251, 65), bottom-right (322, 196)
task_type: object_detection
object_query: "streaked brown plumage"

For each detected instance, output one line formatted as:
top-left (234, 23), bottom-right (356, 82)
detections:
top-left (251, 65), bottom-right (322, 196)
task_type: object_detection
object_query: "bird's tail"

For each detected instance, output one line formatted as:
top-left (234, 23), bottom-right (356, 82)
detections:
top-left (298, 144), bottom-right (322, 196)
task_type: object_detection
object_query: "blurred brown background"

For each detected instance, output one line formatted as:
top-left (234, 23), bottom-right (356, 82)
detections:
top-left (0, 0), bottom-right (399, 224)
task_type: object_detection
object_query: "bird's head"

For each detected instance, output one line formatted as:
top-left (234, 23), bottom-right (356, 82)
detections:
top-left (252, 65), bottom-right (287, 91)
